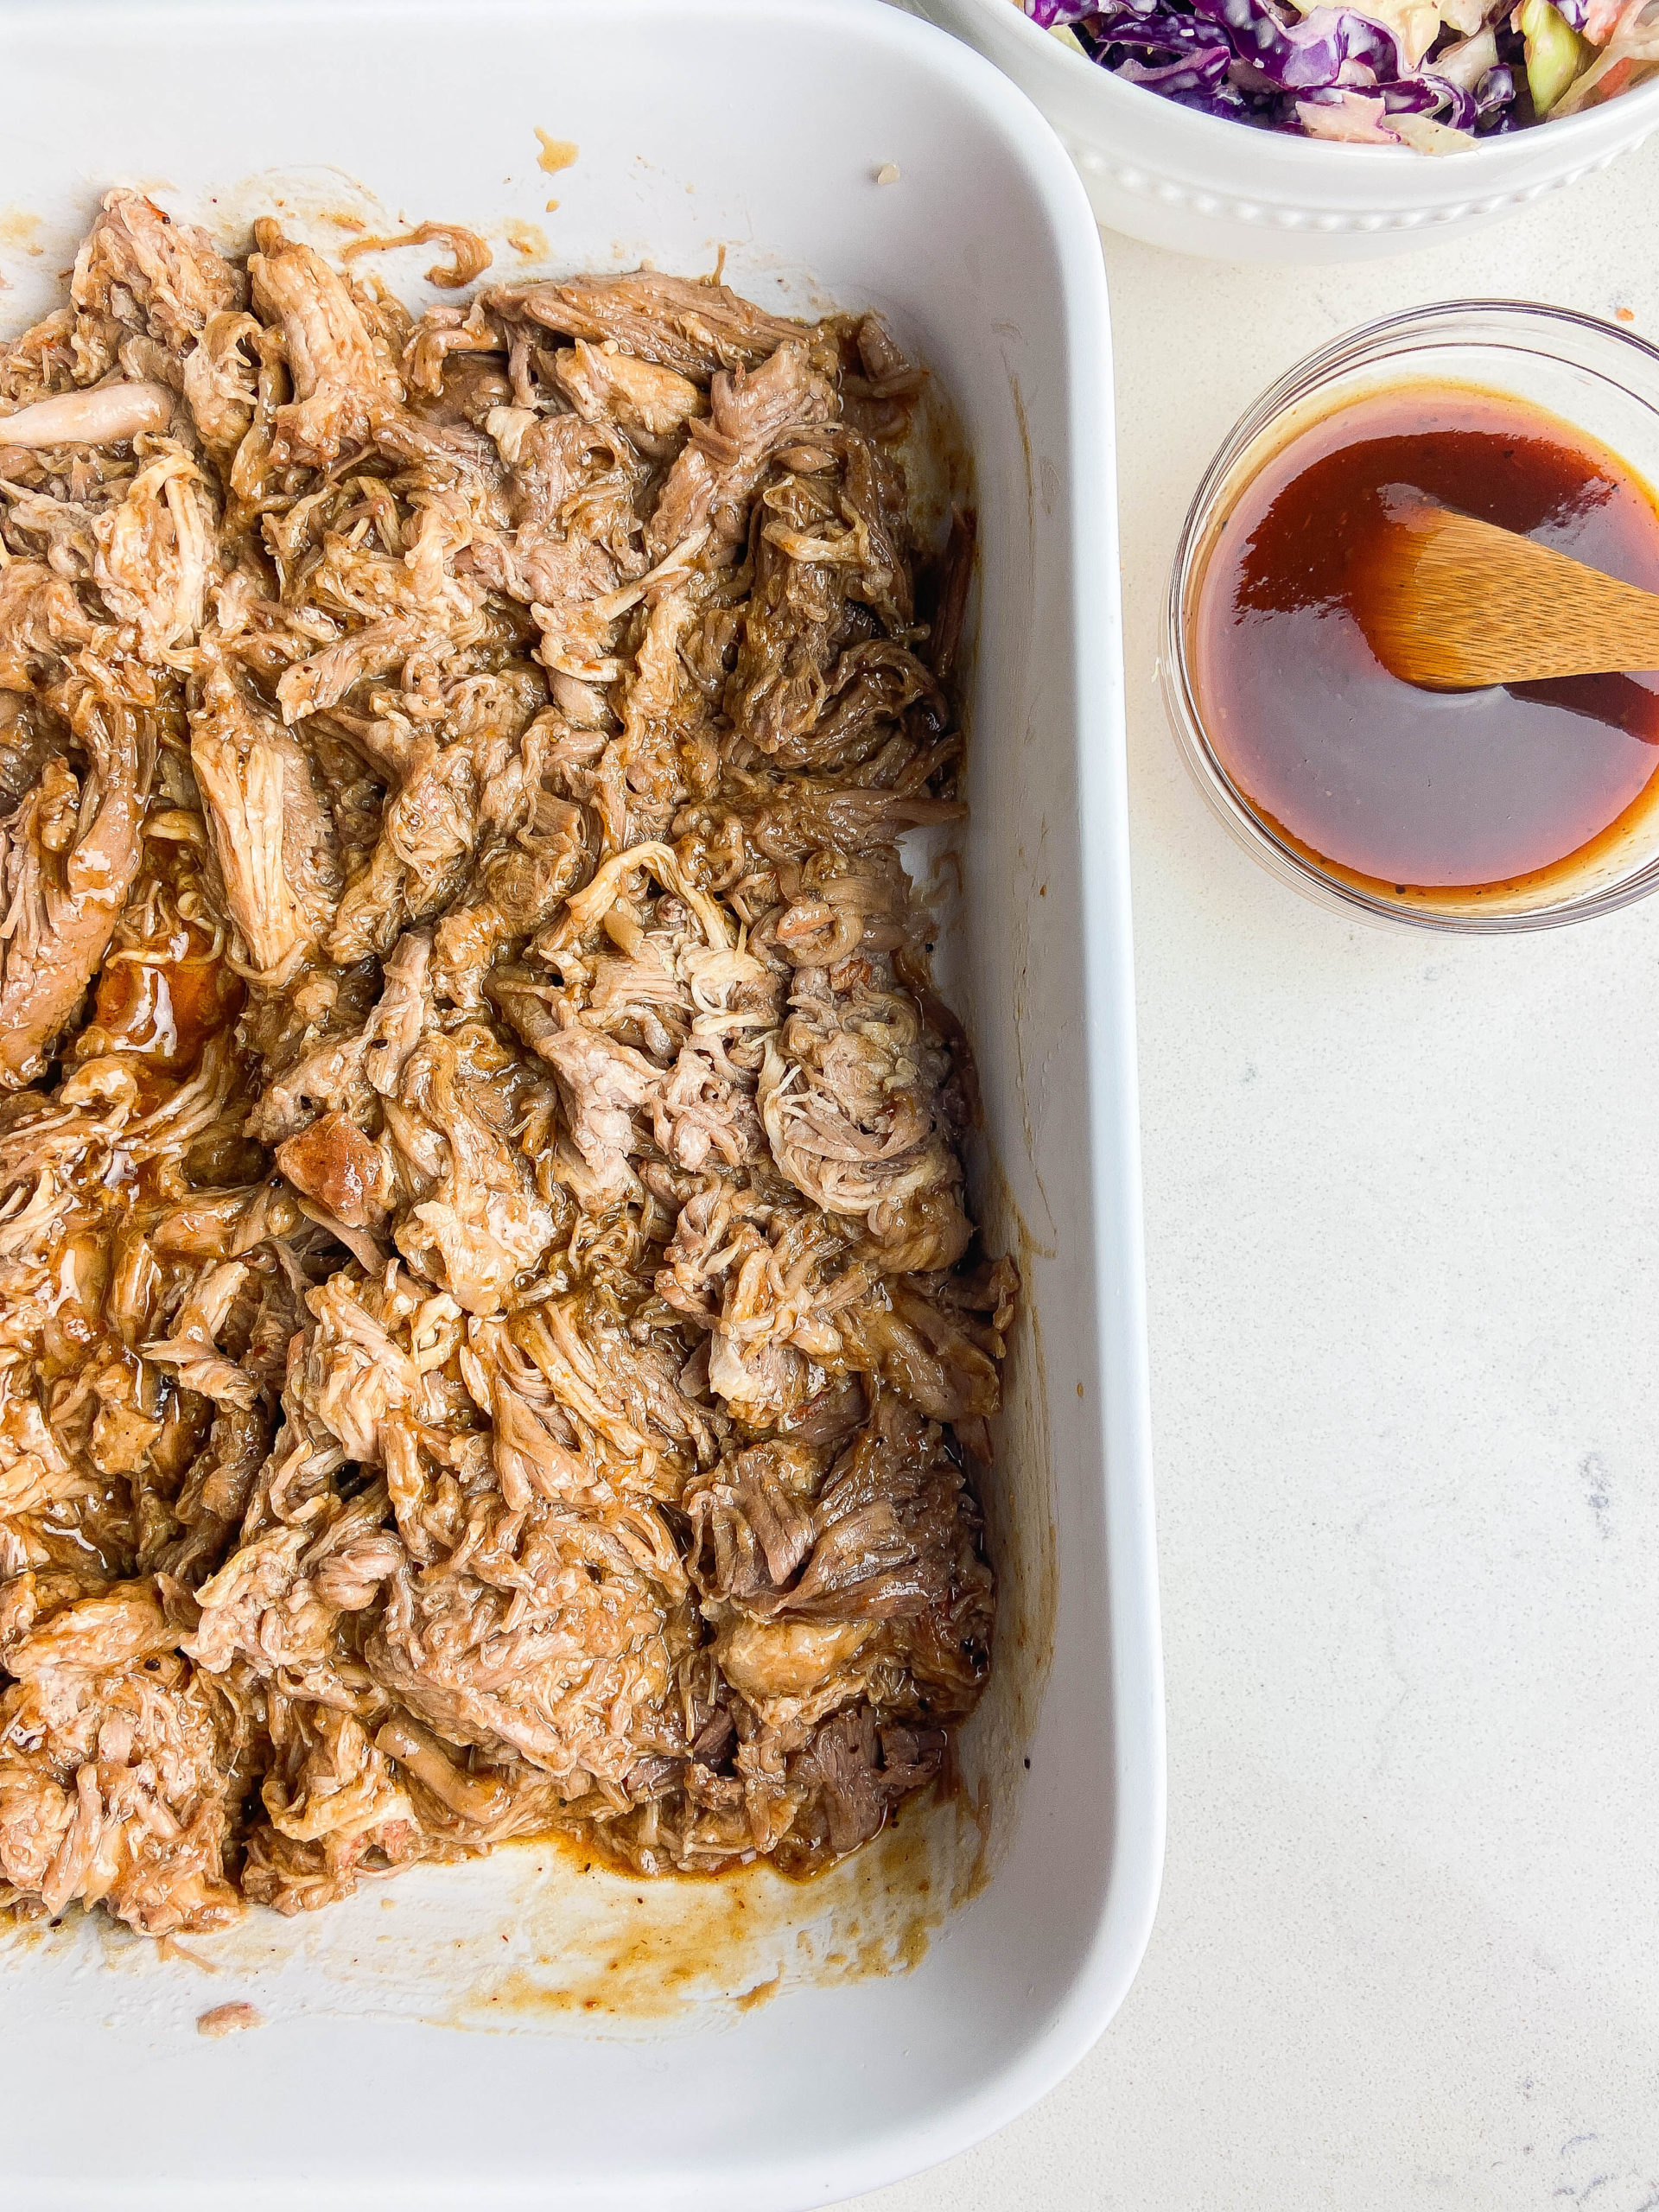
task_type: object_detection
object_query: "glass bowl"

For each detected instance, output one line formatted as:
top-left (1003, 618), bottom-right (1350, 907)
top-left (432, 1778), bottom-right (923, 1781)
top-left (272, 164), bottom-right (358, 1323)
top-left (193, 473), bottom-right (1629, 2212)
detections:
top-left (1162, 300), bottom-right (1659, 933)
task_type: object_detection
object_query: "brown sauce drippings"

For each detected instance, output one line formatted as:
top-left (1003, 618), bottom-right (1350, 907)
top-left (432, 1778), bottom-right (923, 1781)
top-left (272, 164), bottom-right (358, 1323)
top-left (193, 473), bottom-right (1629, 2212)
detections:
top-left (1192, 384), bottom-right (1659, 893)
top-left (86, 939), bottom-right (244, 1071)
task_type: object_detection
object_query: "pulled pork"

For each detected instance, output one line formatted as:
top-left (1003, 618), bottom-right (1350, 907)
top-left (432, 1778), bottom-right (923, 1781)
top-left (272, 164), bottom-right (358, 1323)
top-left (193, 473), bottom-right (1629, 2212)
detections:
top-left (0, 191), bottom-right (1011, 1936)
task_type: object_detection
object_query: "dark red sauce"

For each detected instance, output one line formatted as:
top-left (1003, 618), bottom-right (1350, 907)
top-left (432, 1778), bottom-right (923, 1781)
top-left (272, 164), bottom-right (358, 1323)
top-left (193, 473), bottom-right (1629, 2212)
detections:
top-left (1192, 384), bottom-right (1659, 893)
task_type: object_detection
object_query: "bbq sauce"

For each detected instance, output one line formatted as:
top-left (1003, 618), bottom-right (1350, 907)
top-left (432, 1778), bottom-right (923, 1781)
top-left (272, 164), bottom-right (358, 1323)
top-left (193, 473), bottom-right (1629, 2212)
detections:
top-left (1192, 384), bottom-right (1659, 893)
top-left (86, 941), bottom-right (244, 1071)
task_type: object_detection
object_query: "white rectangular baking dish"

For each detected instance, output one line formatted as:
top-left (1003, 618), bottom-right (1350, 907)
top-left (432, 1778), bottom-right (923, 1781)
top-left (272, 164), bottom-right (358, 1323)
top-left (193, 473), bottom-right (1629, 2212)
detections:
top-left (0, 2), bottom-right (1162, 2202)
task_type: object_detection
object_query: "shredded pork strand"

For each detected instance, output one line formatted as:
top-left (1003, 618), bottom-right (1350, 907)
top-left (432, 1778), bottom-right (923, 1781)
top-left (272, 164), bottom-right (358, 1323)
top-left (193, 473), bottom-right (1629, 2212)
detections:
top-left (0, 189), bottom-right (1011, 1937)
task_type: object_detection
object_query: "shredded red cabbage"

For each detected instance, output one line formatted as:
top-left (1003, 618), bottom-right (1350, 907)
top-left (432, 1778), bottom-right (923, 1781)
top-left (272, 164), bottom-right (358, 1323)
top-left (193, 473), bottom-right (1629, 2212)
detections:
top-left (1027, 0), bottom-right (1538, 137)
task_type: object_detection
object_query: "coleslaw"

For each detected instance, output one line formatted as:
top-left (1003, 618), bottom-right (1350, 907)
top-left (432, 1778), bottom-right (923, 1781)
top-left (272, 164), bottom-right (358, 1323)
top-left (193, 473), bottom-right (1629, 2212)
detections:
top-left (1022, 0), bottom-right (1659, 144)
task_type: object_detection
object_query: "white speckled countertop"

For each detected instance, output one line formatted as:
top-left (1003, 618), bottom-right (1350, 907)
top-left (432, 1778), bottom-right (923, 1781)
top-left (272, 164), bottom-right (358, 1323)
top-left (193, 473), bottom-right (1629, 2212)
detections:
top-left (853, 136), bottom-right (1659, 2212)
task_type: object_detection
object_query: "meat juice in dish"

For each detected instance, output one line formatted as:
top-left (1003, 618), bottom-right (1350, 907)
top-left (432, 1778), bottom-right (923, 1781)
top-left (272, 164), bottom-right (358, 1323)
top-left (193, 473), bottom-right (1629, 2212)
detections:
top-left (1192, 384), bottom-right (1659, 895)
top-left (0, 190), bottom-right (1014, 1939)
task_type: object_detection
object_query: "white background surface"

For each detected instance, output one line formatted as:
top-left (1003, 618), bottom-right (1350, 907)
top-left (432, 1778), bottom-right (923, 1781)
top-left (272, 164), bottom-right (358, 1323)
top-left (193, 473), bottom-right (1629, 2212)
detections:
top-left (853, 137), bottom-right (1659, 2212)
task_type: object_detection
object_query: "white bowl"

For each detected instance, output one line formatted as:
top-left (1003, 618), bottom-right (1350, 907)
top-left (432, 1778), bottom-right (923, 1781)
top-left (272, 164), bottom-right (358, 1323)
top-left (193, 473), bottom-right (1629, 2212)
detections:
top-left (906, 0), bottom-right (1659, 260)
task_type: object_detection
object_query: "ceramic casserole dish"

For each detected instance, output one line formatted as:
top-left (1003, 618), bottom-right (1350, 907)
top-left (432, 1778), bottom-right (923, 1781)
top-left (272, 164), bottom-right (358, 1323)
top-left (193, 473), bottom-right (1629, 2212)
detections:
top-left (0, 3), bottom-right (1162, 2203)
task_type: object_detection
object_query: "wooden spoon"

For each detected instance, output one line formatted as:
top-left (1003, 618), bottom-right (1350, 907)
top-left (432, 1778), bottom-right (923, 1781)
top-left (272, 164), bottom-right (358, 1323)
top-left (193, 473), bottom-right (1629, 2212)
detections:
top-left (1351, 497), bottom-right (1659, 691)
